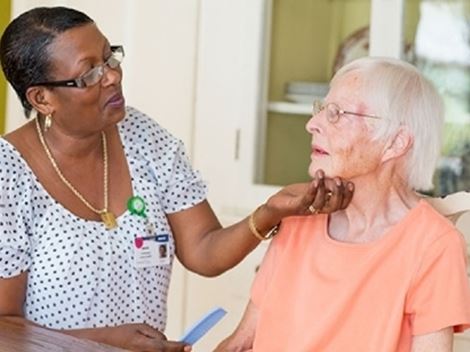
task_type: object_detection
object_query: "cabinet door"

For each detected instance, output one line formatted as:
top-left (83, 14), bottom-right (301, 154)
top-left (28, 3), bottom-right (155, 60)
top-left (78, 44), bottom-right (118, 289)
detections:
top-left (193, 0), bottom-right (276, 217)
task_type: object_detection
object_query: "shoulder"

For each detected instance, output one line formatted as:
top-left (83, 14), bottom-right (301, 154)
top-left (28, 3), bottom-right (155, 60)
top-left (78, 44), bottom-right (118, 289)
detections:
top-left (118, 106), bottom-right (192, 174)
top-left (119, 106), bottom-right (180, 146)
top-left (402, 200), bottom-right (468, 273)
top-left (412, 200), bottom-right (464, 247)
top-left (0, 139), bottom-right (35, 212)
top-left (120, 106), bottom-right (157, 129)
top-left (272, 215), bottom-right (325, 247)
top-left (0, 139), bottom-right (29, 183)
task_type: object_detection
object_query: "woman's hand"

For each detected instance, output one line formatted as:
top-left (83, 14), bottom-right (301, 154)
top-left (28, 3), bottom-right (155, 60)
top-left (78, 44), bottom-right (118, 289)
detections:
top-left (168, 170), bottom-right (354, 276)
top-left (264, 169), bottom-right (354, 220)
top-left (101, 323), bottom-right (191, 352)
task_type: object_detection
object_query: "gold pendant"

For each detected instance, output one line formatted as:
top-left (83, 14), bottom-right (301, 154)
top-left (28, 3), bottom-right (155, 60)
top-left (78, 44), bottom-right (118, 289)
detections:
top-left (101, 211), bottom-right (117, 230)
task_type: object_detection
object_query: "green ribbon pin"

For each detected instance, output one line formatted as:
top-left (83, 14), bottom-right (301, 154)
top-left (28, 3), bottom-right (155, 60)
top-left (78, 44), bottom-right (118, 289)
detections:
top-left (127, 196), bottom-right (147, 217)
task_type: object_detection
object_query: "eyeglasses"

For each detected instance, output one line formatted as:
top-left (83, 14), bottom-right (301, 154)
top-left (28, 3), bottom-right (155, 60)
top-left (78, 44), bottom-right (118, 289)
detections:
top-left (30, 45), bottom-right (125, 88)
top-left (312, 100), bottom-right (384, 124)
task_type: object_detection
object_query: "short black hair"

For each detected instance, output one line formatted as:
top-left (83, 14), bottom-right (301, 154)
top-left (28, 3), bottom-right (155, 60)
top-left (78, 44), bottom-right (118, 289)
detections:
top-left (0, 7), bottom-right (93, 116)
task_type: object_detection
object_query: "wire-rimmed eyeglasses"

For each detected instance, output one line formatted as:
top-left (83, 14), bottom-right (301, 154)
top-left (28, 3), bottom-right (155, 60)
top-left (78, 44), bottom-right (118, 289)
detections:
top-left (312, 100), bottom-right (384, 124)
top-left (30, 45), bottom-right (125, 89)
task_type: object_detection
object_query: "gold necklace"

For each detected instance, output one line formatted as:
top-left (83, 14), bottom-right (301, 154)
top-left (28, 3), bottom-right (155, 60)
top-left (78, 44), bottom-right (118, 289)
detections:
top-left (35, 117), bottom-right (117, 230)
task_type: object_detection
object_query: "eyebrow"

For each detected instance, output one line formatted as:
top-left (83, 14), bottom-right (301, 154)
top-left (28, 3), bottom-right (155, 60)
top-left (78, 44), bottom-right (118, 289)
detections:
top-left (75, 41), bottom-right (111, 65)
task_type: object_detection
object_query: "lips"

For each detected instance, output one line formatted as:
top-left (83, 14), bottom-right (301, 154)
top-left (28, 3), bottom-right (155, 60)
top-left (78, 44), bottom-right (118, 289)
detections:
top-left (312, 144), bottom-right (329, 156)
top-left (105, 92), bottom-right (125, 108)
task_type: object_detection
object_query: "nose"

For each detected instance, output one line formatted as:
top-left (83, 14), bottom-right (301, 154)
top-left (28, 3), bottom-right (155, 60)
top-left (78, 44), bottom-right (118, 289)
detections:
top-left (305, 113), bottom-right (322, 135)
top-left (101, 64), bottom-right (122, 86)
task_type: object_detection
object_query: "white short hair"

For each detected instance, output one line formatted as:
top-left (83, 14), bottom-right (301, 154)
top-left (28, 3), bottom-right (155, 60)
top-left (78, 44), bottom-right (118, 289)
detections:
top-left (332, 57), bottom-right (444, 191)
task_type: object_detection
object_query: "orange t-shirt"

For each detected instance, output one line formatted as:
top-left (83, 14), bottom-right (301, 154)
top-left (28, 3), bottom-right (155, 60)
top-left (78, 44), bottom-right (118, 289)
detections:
top-left (251, 200), bottom-right (470, 351)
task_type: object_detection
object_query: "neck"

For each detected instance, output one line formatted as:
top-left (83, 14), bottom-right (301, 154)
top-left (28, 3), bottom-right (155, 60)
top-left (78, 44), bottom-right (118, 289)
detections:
top-left (38, 117), bottom-right (105, 160)
top-left (329, 166), bottom-right (421, 243)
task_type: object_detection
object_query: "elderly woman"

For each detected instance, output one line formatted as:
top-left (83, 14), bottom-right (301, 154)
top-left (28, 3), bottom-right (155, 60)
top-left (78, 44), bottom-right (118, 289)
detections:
top-left (216, 57), bottom-right (470, 352)
top-left (0, 6), bottom-right (353, 352)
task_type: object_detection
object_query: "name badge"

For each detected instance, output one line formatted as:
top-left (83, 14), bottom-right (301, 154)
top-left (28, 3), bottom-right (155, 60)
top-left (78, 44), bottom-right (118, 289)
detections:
top-left (133, 234), bottom-right (170, 268)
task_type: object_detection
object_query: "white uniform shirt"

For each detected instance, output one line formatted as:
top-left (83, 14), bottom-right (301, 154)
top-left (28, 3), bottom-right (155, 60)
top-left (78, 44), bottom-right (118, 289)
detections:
top-left (0, 106), bottom-right (207, 330)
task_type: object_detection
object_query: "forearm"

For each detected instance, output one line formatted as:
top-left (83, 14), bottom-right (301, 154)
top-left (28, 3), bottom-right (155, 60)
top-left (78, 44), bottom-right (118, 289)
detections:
top-left (214, 300), bottom-right (258, 351)
top-left (177, 204), bottom-right (281, 277)
top-left (215, 333), bottom-right (254, 352)
top-left (63, 326), bottom-right (111, 345)
top-left (411, 327), bottom-right (453, 352)
top-left (191, 219), bottom-right (260, 276)
top-left (173, 174), bottom-right (351, 277)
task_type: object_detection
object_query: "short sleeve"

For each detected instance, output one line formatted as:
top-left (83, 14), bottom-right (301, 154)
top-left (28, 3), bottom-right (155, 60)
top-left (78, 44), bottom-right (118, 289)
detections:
top-left (0, 142), bottom-right (33, 278)
top-left (119, 107), bottom-right (208, 214)
top-left (406, 231), bottom-right (470, 335)
top-left (160, 140), bottom-right (207, 213)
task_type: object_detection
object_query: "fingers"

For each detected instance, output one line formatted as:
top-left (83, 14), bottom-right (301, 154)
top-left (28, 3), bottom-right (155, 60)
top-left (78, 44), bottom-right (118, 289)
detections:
top-left (136, 327), bottom-right (190, 352)
top-left (341, 182), bottom-right (354, 209)
top-left (304, 172), bottom-right (321, 210)
top-left (140, 324), bottom-right (191, 352)
top-left (306, 171), bottom-right (354, 215)
top-left (161, 340), bottom-right (192, 351)
top-left (276, 169), bottom-right (353, 218)
top-left (309, 172), bottom-right (327, 212)
top-left (137, 324), bottom-right (167, 340)
top-left (321, 177), bottom-right (344, 213)
top-left (315, 169), bottom-right (325, 180)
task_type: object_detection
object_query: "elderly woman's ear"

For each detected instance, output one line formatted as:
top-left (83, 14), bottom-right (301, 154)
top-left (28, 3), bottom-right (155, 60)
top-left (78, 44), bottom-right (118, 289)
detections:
top-left (25, 86), bottom-right (54, 117)
top-left (381, 126), bottom-right (413, 163)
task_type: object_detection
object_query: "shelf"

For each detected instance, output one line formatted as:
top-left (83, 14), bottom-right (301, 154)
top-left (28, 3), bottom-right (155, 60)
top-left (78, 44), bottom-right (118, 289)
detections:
top-left (267, 101), bottom-right (312, 116)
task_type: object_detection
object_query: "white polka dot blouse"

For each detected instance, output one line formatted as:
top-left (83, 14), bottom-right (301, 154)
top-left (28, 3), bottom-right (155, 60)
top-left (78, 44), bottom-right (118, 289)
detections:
top-left (0, 106), bottom-right (207, 331)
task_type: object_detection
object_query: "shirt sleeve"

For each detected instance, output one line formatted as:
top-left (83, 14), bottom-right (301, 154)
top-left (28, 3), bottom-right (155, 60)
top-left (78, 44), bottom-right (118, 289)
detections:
top-left (122, 107), bottom-right (208, 214)
top-left (0, 145), bottom-right (33, 278)
top-left (160, 140), bottom-right (207, 213)
top-left (406, 230), bottom-right (470, 335)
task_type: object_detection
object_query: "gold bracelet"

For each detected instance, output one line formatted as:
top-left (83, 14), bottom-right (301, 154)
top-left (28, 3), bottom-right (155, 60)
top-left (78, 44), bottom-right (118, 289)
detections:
top-left (248, 206), bottom-right (280, 241)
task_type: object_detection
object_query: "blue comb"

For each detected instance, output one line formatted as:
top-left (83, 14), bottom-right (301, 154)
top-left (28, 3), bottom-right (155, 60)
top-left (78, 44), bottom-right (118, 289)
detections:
top-left (179, 307), bottom-right (227, 345)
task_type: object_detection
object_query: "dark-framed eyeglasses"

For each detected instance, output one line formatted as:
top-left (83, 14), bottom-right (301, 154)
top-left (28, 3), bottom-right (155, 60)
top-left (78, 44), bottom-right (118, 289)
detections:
top-left (30, 45), bottom-right (125, 89)
top-left (312, 100), bottom-right (384, 124)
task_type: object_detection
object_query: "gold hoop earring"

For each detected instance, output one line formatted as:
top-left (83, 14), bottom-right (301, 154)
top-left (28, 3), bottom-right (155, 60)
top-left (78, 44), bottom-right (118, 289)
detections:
top-left (44, 114), bottom-right (52, 132)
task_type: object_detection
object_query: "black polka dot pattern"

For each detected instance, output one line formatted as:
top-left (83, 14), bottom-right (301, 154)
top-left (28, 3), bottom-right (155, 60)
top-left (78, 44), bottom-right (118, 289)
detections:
top-left (0, 106), bottom-right (207, 331)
